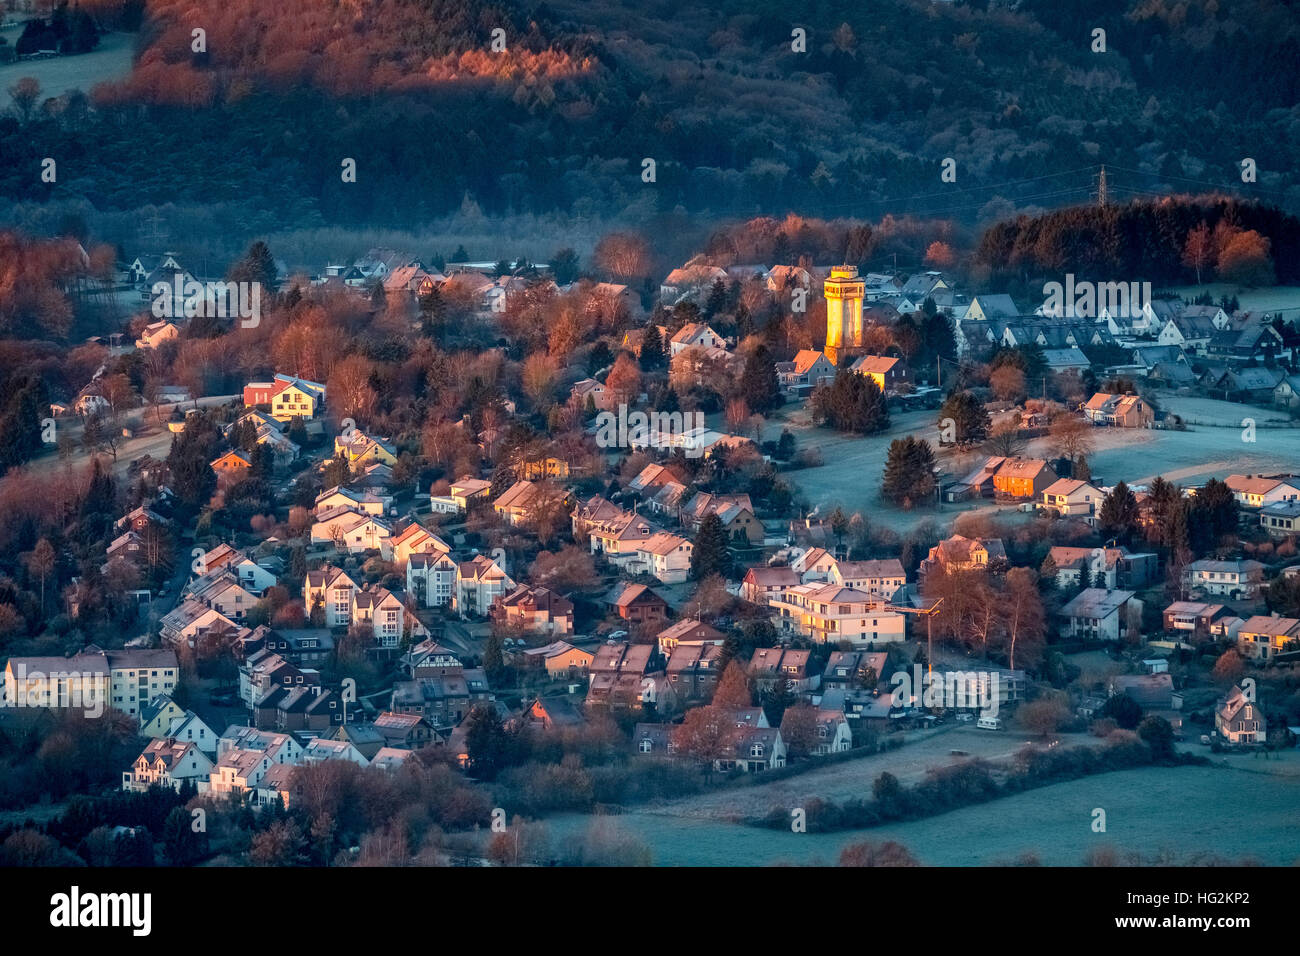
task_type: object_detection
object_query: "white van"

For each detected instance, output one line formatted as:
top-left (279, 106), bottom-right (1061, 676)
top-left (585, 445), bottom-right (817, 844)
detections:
top-left (977, 716), bottom-right (1002, 731)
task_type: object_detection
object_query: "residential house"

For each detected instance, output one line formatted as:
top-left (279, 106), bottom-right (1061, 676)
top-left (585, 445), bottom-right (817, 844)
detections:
top-left (518, 641), bottom-right (594, 679)
top-left (1040, 478), bottom-right (1104, 521)
top-left (210, 449), bottom-right (252, 486)
top-left (920, 535), bottom-right (1007, 575)
top-left (1223, 474), bottom-right (1300, 510)
top-left (353, 585), bottom-right (405, 650)
top-left (303, 565), bottom-right (359, 627)
top-left (655, 619), bottom-right (725, 657)
top-left (779, 349), bottom-right (836, 392)
top-left (389, 522), bottom-right (451, 567)
top-left (992, 458), bottom-right (1058, 499)
top-left (160, 599), bottom-right (244, 652)
top-left (665, 642), bottom-right (723, 704)
top-left (315, 485), bottom-right (390, 517)
top-left (741, 566), bottom-right (801, 605)
top-left (748, 647), bottom-right (813, 693)
top-left (606, 582), bottom-right (669, 624)
top-left (453, 554), bottom-right (515, 618)
top-left (1059, 588), bottom-right (1143, 643)
top-left (630, 531), bottom-right (694, 584)
top-left (821, 650), bottom-right (888, 692)
top-left (310, 506), bottom-right (393, 557)
top-left (1260, 500), bottom-right (1300, 537)
top-left (1215, 684), bottom-right (1267, 745)
top-left (849, 354), bottom-right (908, 393)
top-left (680, 492), bottom-right (764, 546)
top-left (406, 551), bottom-right (458, 608)
top-left (1235, 615), bottom-right (1300, 661)
top-left (490, 585), bottom-right (575, 636)
top-left (135, 320), bottom-right (180, 350)
top-left (1083, 393), bottom-right (1154, 428)
top-left (240, 649), bottom-right (321, 709)
top-left (1183, 559), bottom-right (1266, 599)
top-left (122, 739), bottom-right (213, 794)
top-left (1162, 601), bottom-right (1229, 642)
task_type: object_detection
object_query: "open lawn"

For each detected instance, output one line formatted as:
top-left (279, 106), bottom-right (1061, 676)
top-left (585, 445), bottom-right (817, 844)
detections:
top-left (765, 393), bottom-right (1300, 533)
top-left (0, 29), bottom-right (135, 99)
top-left (541, 753), bottom-right (1300, 866)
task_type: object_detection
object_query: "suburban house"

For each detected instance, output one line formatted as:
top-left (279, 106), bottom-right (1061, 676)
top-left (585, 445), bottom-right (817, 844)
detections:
top-left (606, 582), bottom-right (669, 624)
top-left (389, 522), bottom-right (451, 567)
top-left (1039, 478), bottom-right (1104, 521)
top-left (747, 647), bottom-right (813, 692)
top-left (334, 430), bottom-right (397, 468)
top-left (453, 554), bottom-right (516, 618)
top-left (1046, 546), bottom-right (1158, 590)
top-left (1183, 559), bottom-right (1266, 599)
top-left (821, 650), bottom-right (888, 691)
top-left (1083, 393), bottom-right (1154, 427)
top-left (1260, 500), bottom-right (1300, 537)
top-left (778, 349), bottom-right (836, 392)
top-left (518, 641), bottom-right (594, 679)
top-left (490, 585), bottom-right (575, 636)
top-left (303, 566), bottom-right (358, 627)
top-left (1235, 615), bottom-right (1300, 661)
top-left (160, 600), bottom-right (245, 652)
top-left (1215, 685), bottom-right (1267, 745)
top-left (992, 458), bottom-right (1058, 499)
top-left (630, 532), bottom-right (694, 583)
top-left (741, 566), bottom-right (801, 604)
top-left (668, 322), bottom-right (726, 357)
top-left (1059, 588), bottom-right (1143, 643)
top-left (315, 485), bottom-right (390, 517)
top-left (849, 354), bottom-right (908, 393)
top-left (406, 551), bottom-right (458, 608)
top-left (243, 374), bottom-right (326, 422)
top-left (122, 739), bottom-right (213, 793)
top-left (1223, 474), bottom-right (1300, 510)
top-left (679, 492), bottom-right (764, 546)
top-left (665, 642), bottom-right (723, 703)
top-left (210, 449), bottom-right (252, 486)
top-left (352, 585), bottom-right (406, 650)
top-left (135, 320), bottom-right (180, 350)
top-left (310, 506), bottom-right (393, 556)
top-left (1162, 601), bottom-right (1230, 642)
top-left (430, 476), bottom-right (492, 514)
top-left (920, 535), bottom-right (1007, 575)
top-left (655, 619), bottom-right (725, 656)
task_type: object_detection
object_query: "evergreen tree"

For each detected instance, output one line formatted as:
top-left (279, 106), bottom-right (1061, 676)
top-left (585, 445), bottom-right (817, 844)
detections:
top-left (228, 240), bottom-right (277, 290)
top-left (163, 806), bottom-right (207, 864)
top-left (1098, 481), bottom-right (1139, 541)
top-left (811, 370), bottom-right (889, 434)
top-left (691, 513), bottom-right (732, 580)
top-left (639, 323), bottom-right (665, 371)
top-left (739, 344), bottom-right (781, 412)
top-left (881, 436), bottom-right (937, 506)
top-left (937, 390), bottom-right (990, 446)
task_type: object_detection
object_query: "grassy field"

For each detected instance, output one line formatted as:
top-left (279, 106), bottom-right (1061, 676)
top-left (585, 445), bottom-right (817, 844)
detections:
top-left (766, 393), bottom-right (1300, 533)
top-left (541, 754), bottom-right (1300, 865)
top-left (0, 28), bottom-right (135, 99)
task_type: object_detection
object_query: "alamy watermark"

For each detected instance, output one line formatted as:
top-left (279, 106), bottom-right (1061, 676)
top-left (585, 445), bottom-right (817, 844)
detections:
top-left (594, 404), bottom-right (708, 458)
top-left (1041, 273), bottom-right (1152, 320)
top-left (4, 663), bottom-right (104, 717)
top-left (890, 665), bottom-right (1001, 718)
top-left (152, 275), bottom-right (261, 327)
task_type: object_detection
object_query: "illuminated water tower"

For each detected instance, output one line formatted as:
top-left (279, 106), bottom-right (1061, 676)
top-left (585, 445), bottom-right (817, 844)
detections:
top-left (823, 264), bottom-right (865, 366)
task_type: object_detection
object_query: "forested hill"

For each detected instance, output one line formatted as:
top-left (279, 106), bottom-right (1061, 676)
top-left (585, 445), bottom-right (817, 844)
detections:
top-left (1, 0), bottom-right (1296, 232)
